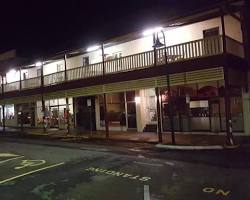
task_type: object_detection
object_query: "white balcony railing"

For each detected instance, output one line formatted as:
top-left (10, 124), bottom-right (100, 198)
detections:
top-left (44, 71), bottom-right (65, 86)
top-left (4, 81), bottom-right (20, 92)
top-left (21, 77), bottom-right (41, 90)
top-left (1, 35), bottom-right (244, 92)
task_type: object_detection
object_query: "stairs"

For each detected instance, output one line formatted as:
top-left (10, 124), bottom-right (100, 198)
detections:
top-left (143, 124), bottom-right (157, 133)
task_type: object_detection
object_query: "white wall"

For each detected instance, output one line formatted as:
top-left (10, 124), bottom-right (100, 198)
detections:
top-left (66, 14), bottom-right (242, 69)
top-left (224, 14), bottom-right (243, 42)
top-left (67, 50), bottom-right (102, 70)
top-left (43, 60), bottom-right (65, 75)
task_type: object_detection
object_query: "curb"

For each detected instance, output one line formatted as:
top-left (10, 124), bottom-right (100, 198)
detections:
top-left (155, 144), bottom-right (224, 150)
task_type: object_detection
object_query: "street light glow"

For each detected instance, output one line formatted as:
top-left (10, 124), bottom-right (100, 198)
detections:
top-left (143, 26), bottom-right (163, 36)
top-left (35, 61), bottom-right (42, 67)
top-left (87, 45), bottom-right (101, 52)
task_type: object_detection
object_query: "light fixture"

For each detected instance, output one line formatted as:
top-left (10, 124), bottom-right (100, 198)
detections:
top-left (135, 96), bottom-right (141, 104)
top-left (87, 45), bottom-right (101, 52)
top-left (35, 61), bottom-right (42, 67)
top-left (142, 26), bottom-right (163, 36)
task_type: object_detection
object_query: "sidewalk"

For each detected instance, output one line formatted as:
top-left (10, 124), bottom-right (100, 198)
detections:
top-left (0, 127), bottom-right (248, 148)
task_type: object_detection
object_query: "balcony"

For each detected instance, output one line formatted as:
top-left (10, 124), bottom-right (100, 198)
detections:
top-left (1, 35), bottom-right (244, 93)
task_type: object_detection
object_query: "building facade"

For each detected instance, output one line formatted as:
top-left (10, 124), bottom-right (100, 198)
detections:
top-left (0, 1), bottom-right (248, 143)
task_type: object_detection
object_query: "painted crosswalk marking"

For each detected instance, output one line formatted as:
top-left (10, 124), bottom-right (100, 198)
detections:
top-left (144, 185), bottom-right (150, 200)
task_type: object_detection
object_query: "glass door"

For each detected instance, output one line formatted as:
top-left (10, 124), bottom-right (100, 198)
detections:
top-left (126, 91), bottom-right (137, 129)
top-left (50, 106), bottom-right (59, 128)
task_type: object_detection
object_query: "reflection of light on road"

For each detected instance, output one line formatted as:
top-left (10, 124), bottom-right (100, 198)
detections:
top-left (144, 185), bottom-right (150, 200)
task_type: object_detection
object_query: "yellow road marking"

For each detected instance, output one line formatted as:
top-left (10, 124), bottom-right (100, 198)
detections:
top-left (0, 162), bottom-right (65, 185)
top-left (15, 160), bottom-right (46, 170)
top-left (0, 156), bottom-right (24, 164)
top-left (203, 187), bottom-right (230, 197)
top-left (0, 153), bottom-right (20, 157)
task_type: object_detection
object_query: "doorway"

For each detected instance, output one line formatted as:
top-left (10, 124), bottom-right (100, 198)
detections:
top-left (75, 96), bottom-right (96, 131)
top-left (50, 106), bottom-right (59, 128)
top-left (125, 91), bottom-right (137, 129)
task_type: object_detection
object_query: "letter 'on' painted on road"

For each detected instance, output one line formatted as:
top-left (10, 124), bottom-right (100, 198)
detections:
top-left (203, 187), bottom-right (230, 197)
top-left (216, 189), bottom-right (230, 196)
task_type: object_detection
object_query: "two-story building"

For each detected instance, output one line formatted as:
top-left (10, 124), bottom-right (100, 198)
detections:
top-left (0, 0), bottom-right (248, 144)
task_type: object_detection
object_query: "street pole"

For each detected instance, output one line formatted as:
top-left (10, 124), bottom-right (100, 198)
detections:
top-left (101, 44), bottom-right (109, 140)
top-left (64, 54), bottom-right (70, 134)
top-left (1, 75), bottom-right (5, 134)
top-left (41, 63), bottom-right (46, 134)
top-left (221, 8), bottom-right (234, 145)
top-left (161, 30), bottom-right (175, 145)
top-left (19, 67), bottom-right (24, 133)
top-left (153, 33), bottom-right (163, 143)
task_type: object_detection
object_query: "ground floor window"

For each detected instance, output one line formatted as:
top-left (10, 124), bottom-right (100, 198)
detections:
top-left (99, 93), bottom-right (126, 128)
top-left (160, 80), bottom-right (244, 133)
top-left (36, 98), bottom-right (73, 129)
top-left (5, 104), bottom-right (15, 120)
top-left (16, 103), bottom-right (36, 126)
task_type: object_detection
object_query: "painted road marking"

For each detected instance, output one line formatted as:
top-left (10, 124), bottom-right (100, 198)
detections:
top-left (129, 148), bottom-right (142, 152)
top-left (134, 161), bottom-right (163, 167)
top-left (165, 161), bottom-right (175, 166)
top-left (137, 155), bottom-right (145, 158)
top-left (144, 185), bottom-right (150, 200)
top-left (0, 162), bottom-right (65, 185)
top-left (85, 167), bottom-right (151, 182)
top-left (203, 187), bottom-right (230, 197)
top-left (15, 160), bottom-right (46, 170)
top-left (0, 156), bottom-right (24, 164)
top-left (0, 153), bottom-right (20, 157)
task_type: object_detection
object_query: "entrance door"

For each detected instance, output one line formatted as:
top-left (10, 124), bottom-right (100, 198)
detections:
top-left (127, 102), bottom-right (137, 129)
top-left (75, 96), bottom-right (96, 131)
top-left (50, 106), bottom-right (59, 128)
top-left (209, 99), bottom-right (221, 132)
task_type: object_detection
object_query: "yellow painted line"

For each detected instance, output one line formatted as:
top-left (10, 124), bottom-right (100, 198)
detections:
top-left (0, 156), bottom-right (25, 164)
top-left (0, 162), bottom-right (65, 185)
top-left (0, 153), bottom-right (20, 157)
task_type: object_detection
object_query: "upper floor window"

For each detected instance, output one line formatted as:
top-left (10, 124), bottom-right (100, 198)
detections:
top-left (57, 64), bottom-right (64, 72)
top-left (105, 52), bottom-right (122, 61)
top-left (23, 72), bottom-right (28, 80)
top-left (37, 69), bottom-right (41, 77)
top-left (113, 52), bottom-right (122, 59)
top-left (203, 27), bottom-right (219, 38)
top-left (83, 57), bottom-right (89, 67)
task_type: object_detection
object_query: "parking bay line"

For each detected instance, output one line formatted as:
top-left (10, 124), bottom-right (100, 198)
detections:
top-left (144, 185), bottom-right (150, 200)
top-left (0, 156), bottom-right (25, 164)
top-left (0, 162), bottom-right (65, 184)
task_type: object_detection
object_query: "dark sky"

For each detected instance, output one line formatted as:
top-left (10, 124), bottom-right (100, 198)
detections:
top-left (0, 0), bottom-right (222, 59)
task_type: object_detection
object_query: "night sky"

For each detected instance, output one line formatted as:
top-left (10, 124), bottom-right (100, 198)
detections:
top-left (0, 0), bottom-right (227, 59)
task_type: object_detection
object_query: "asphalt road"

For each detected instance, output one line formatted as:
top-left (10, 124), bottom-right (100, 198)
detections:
top-left (0, 139), bottom-right (249, 200)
